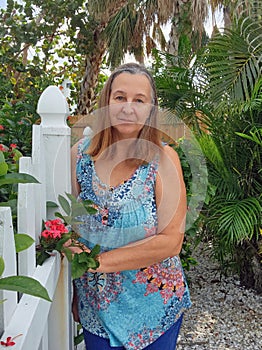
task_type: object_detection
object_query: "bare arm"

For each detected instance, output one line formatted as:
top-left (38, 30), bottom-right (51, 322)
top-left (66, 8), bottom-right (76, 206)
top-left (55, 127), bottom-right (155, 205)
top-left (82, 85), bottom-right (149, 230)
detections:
top-left (94, 145), bottom-right (187, 273)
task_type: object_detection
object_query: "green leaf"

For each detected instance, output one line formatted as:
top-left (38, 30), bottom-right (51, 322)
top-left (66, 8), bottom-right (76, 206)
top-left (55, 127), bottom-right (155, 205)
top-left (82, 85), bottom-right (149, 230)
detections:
top-left (54, 211), bottom-right (65, 221)
top-left (74, 332), bottom-right (84, 346)
top-left (85, 206), bottom-right (98, 215)
top-left (76, 251), bottom-right (100, 270)
top-left (77, 252), bottom-right (90, 263)
top-left (61, 247), bottom-right (73, 262)
top-left (54, 212), bottom-right (72, 225)
top-left (85, 257), bottom-right (99, 269)
top-left (55, 234), bottom-right (72, 251)
top-left (0, 173), bottom-right (39, 186)
top-left (71, 202), bottom-right (89, 217)
top-left (65, 192), bottom-right (77, 203)
top-left (0, 161), bottom-right (8, 176)
top-left (46, 201), bottom-right (58, 208)
top-left (58, 194), bottom-right (71, 215)
top-left (0, 276), bottom-right (51, 302)
top-left (36, 250), bottom-right (51, 266)
top-left (0, 256), bottom-right (5, 276)
top-left (71, 255), bottom-right (87, 280)
top-left (89, 244), bottom-right (100, 258)
top-left (0, 152), bottom-right (5, 163)
top-left (82, 199), bottom-right (95, 206)
top-left (14, 234), bottom-right (35, 253)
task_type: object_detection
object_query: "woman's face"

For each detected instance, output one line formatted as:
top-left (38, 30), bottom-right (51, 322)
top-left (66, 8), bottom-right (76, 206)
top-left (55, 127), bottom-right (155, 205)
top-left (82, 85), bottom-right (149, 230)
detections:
top-left (109, 73), bottom-right (153, 140)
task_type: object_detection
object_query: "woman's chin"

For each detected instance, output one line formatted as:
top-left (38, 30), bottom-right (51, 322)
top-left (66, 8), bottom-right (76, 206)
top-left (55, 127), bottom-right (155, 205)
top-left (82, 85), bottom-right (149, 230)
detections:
top-left (112, 125), bottom-right (142, 139)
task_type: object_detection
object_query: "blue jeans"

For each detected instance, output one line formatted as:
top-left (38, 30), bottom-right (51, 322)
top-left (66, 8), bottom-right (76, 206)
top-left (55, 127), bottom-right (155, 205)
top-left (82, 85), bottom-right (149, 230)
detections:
top-left (83, 314), bottom-right (183, 350)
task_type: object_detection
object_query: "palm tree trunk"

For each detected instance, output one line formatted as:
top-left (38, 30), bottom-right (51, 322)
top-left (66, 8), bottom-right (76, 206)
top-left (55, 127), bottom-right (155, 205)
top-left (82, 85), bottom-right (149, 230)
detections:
top-left (223, 5), bottom-right (232, 29)
top-left (167, 0), bottom-right (207, 56)
top-left (236, 240), bottom-right (262, 294)
top-left (76, 0), bottom-right (128, 115)
top-left (167, 1), bottom-right (183, 56)
top-left (77, 38), bottom-right (106, 115)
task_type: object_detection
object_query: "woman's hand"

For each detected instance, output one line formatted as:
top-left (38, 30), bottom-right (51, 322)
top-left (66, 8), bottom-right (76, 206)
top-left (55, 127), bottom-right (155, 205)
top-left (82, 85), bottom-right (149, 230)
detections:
top-left (63, 238), bottom-right (91, 255)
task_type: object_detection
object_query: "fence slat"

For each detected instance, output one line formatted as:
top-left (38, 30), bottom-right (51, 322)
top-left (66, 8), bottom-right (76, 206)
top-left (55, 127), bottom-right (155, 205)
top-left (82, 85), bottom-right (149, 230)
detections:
top-left (18, 157), bottom-right (37, 277)
top-left (0, 85), bottom-right (73, 349)
top-left (0, 207), bottom-right (17, 333)
top-left (0, 253), bottom-right (60, 349)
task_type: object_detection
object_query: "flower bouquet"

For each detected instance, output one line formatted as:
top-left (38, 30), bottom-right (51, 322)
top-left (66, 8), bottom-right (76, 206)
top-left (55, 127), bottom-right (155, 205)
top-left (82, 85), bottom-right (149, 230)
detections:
top-left (36, 193), bottom-right (100, 279)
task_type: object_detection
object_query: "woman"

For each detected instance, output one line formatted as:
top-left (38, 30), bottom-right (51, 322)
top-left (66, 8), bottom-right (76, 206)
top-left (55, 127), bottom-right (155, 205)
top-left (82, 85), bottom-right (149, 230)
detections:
top-left (71, 63), bottom-right (191, 350)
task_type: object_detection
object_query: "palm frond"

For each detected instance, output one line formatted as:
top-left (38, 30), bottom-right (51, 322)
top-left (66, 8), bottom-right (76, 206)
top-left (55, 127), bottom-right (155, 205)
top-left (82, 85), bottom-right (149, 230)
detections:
top-left (204, 17), bottom-right (262, 104)
top-left (197, 134), bottom-right (230, 179)
top-left (105, 4), bottom-right (138, 67)
top-left (211, 197), bottom-right (261, 245)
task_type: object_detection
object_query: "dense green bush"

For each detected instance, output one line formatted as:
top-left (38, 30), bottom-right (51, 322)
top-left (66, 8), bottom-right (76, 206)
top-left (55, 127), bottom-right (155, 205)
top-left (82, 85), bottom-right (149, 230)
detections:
top-left (152, 14), bottom-right (262, 292)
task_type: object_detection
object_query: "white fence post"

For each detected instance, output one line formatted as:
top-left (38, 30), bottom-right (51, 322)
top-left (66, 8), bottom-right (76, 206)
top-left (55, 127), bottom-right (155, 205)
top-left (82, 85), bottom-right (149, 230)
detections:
top-left (37, 85), bottom-right (71, 218)
top-left (37, 85), bottom-right (73, 350)
top-left (18, 124), bottom-right (47, 277)
top-left (0, 86), bottom-right (73, 350)
top-left (0, 207), bottom-right (17, 334)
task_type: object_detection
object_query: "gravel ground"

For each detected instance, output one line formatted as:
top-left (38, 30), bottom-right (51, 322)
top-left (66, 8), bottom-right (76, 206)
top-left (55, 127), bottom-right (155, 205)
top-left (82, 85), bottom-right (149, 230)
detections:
top-left (177, 243), bottom-right (262, 350)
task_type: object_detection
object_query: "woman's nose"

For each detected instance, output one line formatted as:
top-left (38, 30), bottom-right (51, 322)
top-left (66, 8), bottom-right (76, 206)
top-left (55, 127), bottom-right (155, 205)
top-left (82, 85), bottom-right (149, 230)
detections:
top-left (122, 102), bottom-right (134, 114)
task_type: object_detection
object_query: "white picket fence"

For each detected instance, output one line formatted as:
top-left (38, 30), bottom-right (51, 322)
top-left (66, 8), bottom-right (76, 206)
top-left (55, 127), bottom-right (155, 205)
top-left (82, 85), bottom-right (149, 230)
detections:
top-left (0, 86), bottom-right (75, 350)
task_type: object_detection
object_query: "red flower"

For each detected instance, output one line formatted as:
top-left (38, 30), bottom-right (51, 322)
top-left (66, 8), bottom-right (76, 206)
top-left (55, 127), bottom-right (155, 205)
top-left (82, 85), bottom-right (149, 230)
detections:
top-left (0, 144), bottom-right (8, 152)
top-left (0, 125), bottom-right (4, 130)
top-left (10, 144), bottom-right (17, 149)
top-left (0, 336), bottom-right (16, 346)
top-left (41, 218), bottom-right (68, 239)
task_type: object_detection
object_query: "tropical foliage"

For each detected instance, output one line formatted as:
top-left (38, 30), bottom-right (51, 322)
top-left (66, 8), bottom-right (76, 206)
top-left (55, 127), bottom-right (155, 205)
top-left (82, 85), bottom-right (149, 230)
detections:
top-left (1, 0), bottom-right (261, 292)
top-left (153, 4), bottom-right (262, 292)
top-left (0, 151), bottom-right (51, 302)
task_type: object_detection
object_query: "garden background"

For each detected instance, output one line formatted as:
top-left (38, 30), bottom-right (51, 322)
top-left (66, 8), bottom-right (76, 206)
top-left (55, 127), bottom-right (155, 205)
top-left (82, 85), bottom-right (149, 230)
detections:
top-left (0, 0), bottom-right (261, 347)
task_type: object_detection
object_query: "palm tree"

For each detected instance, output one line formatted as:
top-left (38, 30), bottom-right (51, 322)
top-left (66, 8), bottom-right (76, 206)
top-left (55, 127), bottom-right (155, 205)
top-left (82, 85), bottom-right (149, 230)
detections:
top-left (153, 3), bottom-right (262, 292)
top-left (167, 0), bottom-right (208, 55)
top-left (76, 0), bottom-right (175, 114)
top-left (75, 0), bottom-right (129, 114)
top-left (198, 11), bottom-right (262, 291)
top-left (207, 0), bottom-right (262, 31)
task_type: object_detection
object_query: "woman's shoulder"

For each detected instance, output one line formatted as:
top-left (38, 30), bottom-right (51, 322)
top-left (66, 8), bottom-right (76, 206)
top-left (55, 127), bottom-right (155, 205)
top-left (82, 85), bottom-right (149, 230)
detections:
top-left (161, 144), bottom-right (181, 165)
top-left (72, 137), bottom-right (91, 155)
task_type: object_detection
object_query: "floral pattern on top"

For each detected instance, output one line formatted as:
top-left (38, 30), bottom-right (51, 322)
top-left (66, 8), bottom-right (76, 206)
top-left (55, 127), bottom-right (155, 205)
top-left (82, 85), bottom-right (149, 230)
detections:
top-left (133, 258), bottom-right (186, 304)
top-left (77, 271), bottom-right (124, 311)
top-left (74, 137), bottom-right (191, 350)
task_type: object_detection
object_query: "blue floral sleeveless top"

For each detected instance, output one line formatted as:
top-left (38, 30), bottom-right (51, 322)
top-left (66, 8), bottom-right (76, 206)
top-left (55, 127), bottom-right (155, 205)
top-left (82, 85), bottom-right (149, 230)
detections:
top-left (74, 137), bottom-right (191, 350)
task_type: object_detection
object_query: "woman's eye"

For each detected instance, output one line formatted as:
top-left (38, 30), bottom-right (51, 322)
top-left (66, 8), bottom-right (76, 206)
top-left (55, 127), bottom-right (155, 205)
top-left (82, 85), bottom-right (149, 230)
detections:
top-left (136, 99), bottom-right (144, 103)
top-left (115, 96), bottom-right (125, 101)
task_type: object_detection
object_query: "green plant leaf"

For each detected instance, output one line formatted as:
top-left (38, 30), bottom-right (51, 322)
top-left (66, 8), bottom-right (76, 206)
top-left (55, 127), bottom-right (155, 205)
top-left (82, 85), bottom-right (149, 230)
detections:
top-left (89, 244), bottom-right (100, 258)
top-left (0, 173), bottom-right (39, 186)
top-left (71, 202), bottom-right (89, 217)
top-left (71, 255), bottom-right (87, 280)
top-left (14, 234), bottom-right (35, 253)
top-left (46, 201), bottom-right (58, 208)
top-left (74, 332), bottom-right (84, 346)
top-left (58, 194), bottom-right (71, 215)
top-left (0, 276), bottom-right (51, 301)
top-left (54, 211), bottom-right (65, 220)
top-left (36, 250), bottom-right (51, 266)
top-left (85, 206), bottom-right (98, 215)
top-left (214, 197), bottom-right (261, 244)
top-left (65, 192), bottom-right (77, 203)
top-left (55, 234), bottom-right (72, 251)
top-left (0, 161), bottom-right (8, 176)
top-left (0, 256), bottom-right (5, 276)
top-left (61, 247), bottom-right (73, 262)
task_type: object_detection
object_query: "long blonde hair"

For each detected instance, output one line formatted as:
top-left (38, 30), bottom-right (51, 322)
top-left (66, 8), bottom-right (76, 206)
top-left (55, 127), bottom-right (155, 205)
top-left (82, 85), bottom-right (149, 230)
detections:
top-left (87, 63), bottom-right (162, 163)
